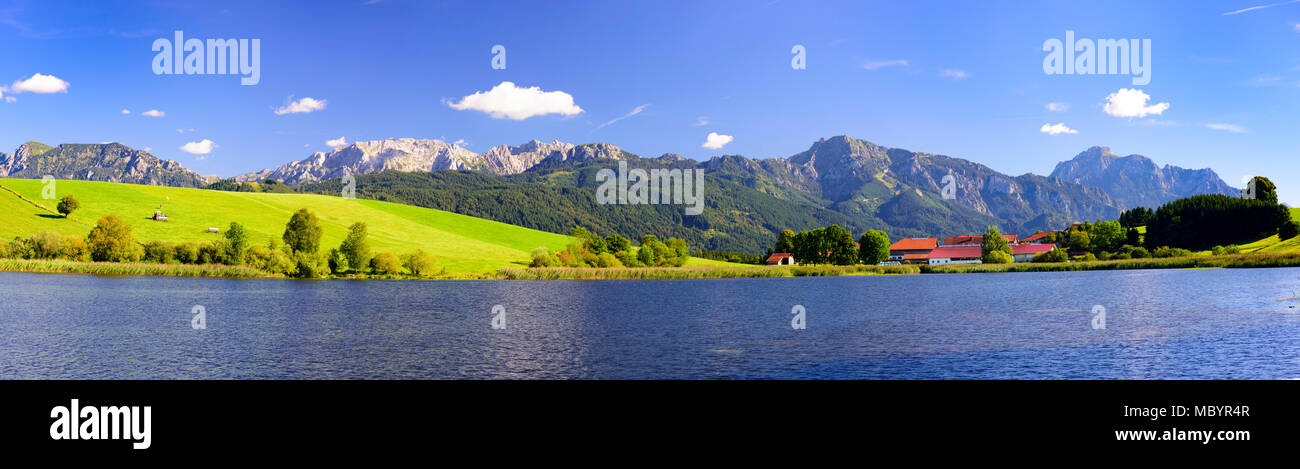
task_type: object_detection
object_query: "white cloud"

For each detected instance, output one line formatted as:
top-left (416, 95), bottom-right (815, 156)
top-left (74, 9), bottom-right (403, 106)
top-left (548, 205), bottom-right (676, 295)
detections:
top-left (598, 103), bottom-right (650, 129)
top-left (701, 132), bottom-right (734, 150)
top-left (1222, 0), bottom-right (1300, 15)
top-left (1046, 102), bottom-right (1069, 112)
top-left (274, 96), bottom-right (327, 115)
top-left (4, 96), bottom-right (15, 103)
top-left (939, 69), bottom-right (969, 80)
top-left (693, 116), bottom-right (710, 126)
top-left (453, 139), bottom-right (468, 147)
top-left (176, 128), bottom-right (195, 133)
top-left (326, 136), bottom-right (347, 147)
top-left (1206, 123), bottom-right (1247, 133)
top-left (120, 109), bottom-right (131, 115)
top-left (862, 59), bottom-right (909, 70)
top-left (1040, 123), bottom-right (1078, 135)
top-left (1294, 23), bottom-right (1300, 32)
top-left (446, 81), bottom-right (583, 120)
top-left (10, 73), bottom-right (69, 93)
top-left (142, 147), bottom-right (152, 152)
top-left (141, 109), bottom-right (165, 117)
top-left (1102, 88), bottom-right (1170, 118)
top-left (180, 139), bottom-right (216, 155)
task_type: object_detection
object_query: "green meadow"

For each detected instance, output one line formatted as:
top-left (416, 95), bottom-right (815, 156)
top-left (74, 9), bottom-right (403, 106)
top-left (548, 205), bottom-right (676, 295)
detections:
top-left (0, 178), bottom-right (582, 274)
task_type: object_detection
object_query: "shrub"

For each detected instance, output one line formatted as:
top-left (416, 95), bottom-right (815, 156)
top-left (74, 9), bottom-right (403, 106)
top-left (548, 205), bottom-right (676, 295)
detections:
top-left (26, 231), bottom-right (64, 259)
top-left (402, 249), bottom-right (436, 276)
top-left (529, 247), bottom-right (558, 267)
top-left (293, 251), bottom-right (329, 278)
top-left (1152, 246), bottom-right (1193, 258)
top-left (87, 214), bottom-right (143, 262)
top-left (984, 250), bottom-right (1013, 264)
top-left (369, 251), bottom-right (401, 275)
top-left (1280, 220), bottom-right (1300, 240)
top-left (197, 241), bottom-right (227, 265)
top-left (1032, 248), bottom-right (1068, 263)
top-left (143, 240), bottom-right (176, 263)
top-left (596, 252), bottom-right (623, 268)
top-left (1129, 246), bottom-right (1150, 258)
top-left (327, 248), bottom-right (347, 274)
top-left (173, 242), bottom-right (200, 264)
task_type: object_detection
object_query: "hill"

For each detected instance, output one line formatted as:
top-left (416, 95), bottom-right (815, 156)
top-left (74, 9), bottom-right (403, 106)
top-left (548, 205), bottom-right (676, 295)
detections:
top-left (0, 178), bottom-right (586, 273)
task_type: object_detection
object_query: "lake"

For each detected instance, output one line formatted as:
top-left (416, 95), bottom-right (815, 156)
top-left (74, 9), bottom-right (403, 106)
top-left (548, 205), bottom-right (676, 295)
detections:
top-left (2, 268), bottom-right (1298, 379)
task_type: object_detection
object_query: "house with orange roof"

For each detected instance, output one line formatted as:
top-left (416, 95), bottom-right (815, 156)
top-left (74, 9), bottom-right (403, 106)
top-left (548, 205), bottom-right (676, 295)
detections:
top-left (888, 237), bottom-right (938, 263)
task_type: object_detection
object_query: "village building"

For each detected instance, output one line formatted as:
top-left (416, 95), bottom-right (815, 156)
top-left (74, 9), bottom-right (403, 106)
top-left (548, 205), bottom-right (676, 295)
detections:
top-left (925, 246), bottom-right (983, 265)
top-left (1021, 231), bottom-right (1058, 244)
top-left (765, 253), bottom-right (796, 265)
top-left (943, 234), bottom-right (1018, 246)
top-left (1011, 243), bottom-right (1056, 262)
top-left (888, 238), bottom-right (938, 263)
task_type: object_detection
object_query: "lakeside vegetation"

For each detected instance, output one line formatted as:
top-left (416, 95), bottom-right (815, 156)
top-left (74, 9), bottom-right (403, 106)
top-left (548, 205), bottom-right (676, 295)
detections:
top-left (502, 264), bottom-right (921, 280)
top-left (0, 258), bottom-right (271, 278)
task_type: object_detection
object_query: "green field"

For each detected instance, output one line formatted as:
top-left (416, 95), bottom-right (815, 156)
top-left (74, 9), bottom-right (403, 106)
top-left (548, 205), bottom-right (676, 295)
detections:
top-left (0, 178), bottom-right (577, 273)
top-left (0, 178), bottom-right (734, 274)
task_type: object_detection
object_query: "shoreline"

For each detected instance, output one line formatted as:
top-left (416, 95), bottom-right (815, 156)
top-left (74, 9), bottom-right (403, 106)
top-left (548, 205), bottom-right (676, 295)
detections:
top-left (4, 252), bottom-right (1300, 281)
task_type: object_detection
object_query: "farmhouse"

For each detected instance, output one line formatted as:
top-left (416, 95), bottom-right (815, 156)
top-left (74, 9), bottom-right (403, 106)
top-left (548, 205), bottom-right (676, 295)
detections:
top-left (943, 234), bottom-right (1018, 246)
top-left (889, 238), bottom-right (938, 263)
top-left (1011, 243), bottom-right (1056, 262)
top-left (765, 253), bottom-right (796, 265)
top-left (925, 246), bottom-right (983, 265)
top-left (1021, 231), bottom-right (1058, 244)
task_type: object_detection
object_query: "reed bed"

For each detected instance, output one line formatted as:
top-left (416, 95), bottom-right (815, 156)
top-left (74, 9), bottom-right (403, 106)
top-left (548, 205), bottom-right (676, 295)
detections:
top-left (498, 264), bottom-right (921, 280)
top-left (0, 258), bottom-right (274, 278)
top-left (921, 252), bottom-right (1300, 274)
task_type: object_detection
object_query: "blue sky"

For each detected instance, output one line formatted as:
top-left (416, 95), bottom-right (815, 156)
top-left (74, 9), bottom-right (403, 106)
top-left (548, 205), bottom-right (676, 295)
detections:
top-left (2, 0), bottom-right (1298, 204)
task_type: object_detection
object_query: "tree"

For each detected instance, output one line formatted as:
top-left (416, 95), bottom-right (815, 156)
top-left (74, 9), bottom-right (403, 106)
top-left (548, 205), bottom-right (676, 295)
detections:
top-left (56, 195), bottom-right (80, 218)
top-left (327, 248), bottom-right (347, 274)
top-left (282, 208), bottom-right (322, 254)
top-left (338, 222), bottom-right (371, 272)
top-left (369, 251), bottom-right (401, 274)
top-left (223, 222), bottom-right (249, 265)
top-left (402, 250), bottom-right (436, 276)
top-left (636, 245), bottom-right (655, 266)
top-left (604, 234), bottom-right (631, 253)
top-left (824, 225), bottom-right (858, 265)
top-left (1247, 176), bottom-right (1278, 204)
top-left (858, 230), bottom-right (891, 265)
top-left (86, 214), bottom-right (143, 262)
top-left (1280, 220), bottom-right (1300, 240)
top-left (1089, 220), bottom-right (1125, 253)
top-left (774, 229), bottom-right (796, 254)
top-left (980, 226), bottom-right (1012, 263)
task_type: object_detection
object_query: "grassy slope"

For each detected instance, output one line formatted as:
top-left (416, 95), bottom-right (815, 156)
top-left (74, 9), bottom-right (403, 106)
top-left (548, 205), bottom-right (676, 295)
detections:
top-left (0, 178), bottom-right (582, 273)
top-left (0, 178), bottom-right (733, 273)
top-left (1228, 207), bottom-right (1300, 254)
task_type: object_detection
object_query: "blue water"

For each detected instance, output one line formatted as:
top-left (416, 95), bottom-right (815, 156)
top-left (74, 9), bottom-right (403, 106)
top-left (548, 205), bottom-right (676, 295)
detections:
top-left (1, 268), bottom-right (1298, 379)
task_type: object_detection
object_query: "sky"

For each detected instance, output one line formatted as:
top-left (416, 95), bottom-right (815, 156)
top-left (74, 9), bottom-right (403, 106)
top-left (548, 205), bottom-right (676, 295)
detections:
top-left (1, 0), bottom-right (1298, 204)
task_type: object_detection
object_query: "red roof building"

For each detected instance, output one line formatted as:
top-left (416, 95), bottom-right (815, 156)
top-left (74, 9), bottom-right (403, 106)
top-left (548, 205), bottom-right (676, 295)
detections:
top-left (888, 238), bottom-right (938, 263)
top-left (1011, 243), bottom-right (1056, 262)
top-left (924, 245), bottom-right (984, 265)
top-left (943, 234), bottom-right (1019, 246)
top-left (765, 253), bottom-right (796, 265)
top-left (1021, 231), bottom-right (1058, 244)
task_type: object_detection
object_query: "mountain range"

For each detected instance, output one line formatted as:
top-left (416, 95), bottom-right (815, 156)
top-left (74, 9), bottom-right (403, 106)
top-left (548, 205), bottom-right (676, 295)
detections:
top-left (0, 136), bottom-right (1240, 252)
top-left (0, 141), bottom-right (208, 187)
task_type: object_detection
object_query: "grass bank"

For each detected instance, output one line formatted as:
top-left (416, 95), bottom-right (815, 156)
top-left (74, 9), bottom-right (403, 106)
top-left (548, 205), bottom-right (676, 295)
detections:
top-left (920, 252), bottom-right (1300, 274)
top-left (0, 258), bottom-right (274, 278)
top-left (499, 264), bottom-right (921, 280)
